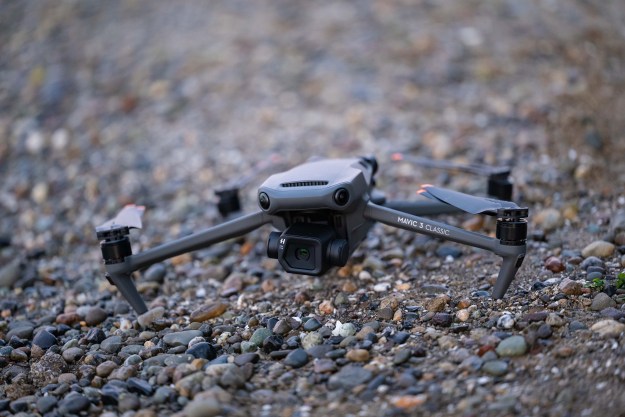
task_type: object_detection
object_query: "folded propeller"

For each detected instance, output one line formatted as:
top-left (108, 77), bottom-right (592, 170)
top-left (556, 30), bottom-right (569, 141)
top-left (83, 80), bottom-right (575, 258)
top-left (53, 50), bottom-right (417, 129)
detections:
top-left (418, 184), bottom-right (521, 216)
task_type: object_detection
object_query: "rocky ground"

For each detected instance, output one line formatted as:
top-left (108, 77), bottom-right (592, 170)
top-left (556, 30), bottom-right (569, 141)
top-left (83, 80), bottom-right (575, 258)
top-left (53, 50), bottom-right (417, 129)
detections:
top-left (1, 1), bottom-right (625, 416)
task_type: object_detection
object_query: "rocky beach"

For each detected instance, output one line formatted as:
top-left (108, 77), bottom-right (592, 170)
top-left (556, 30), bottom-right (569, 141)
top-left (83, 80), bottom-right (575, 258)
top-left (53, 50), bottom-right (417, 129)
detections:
top-left (1, 1), bottom-right (625, 416)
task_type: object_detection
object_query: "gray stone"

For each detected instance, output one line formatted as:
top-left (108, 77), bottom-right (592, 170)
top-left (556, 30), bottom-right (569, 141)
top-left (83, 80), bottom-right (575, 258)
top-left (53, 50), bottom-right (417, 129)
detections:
top-left (58, 393), bottom-right (91, 414)
top-left (85, 307), bottom-right (108, 326)
top-left (62, 347), bottom-right (84, 363)
top-left (163, 330), bottom-right (203, 347)
top-left (0, 258), bottom-right (21, 288)
top-left (482, 360), bottom-right (508, 376)
top-left (101, 336), bottom-right (123, 353)
top-left (33, 329), bottom-right (57, 350)
top-left (328, 365), bottom-right (373, 390)
top-left (185, 398), bottom-right (222, 417)
top-left (283, 349), bottom-right (309, 368)
top-left (249, 328), bottom-right (272, 347)
top-left (591, 293), bottom-right (616, 311)
top-left (495, 335), bottom-right (527, 357)
top-left (302, 332), bottom-right (323, 349)
top-left (137, 306), bottom-right (165, 328)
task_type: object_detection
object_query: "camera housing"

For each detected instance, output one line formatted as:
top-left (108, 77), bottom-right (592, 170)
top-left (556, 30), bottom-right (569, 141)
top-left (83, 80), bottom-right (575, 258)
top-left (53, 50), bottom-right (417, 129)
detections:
top-left (267, 223), bottom-right (349, 275)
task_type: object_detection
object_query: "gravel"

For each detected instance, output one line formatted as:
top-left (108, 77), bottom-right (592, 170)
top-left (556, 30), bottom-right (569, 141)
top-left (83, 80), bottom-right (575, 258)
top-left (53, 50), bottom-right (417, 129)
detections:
top-left (1, 2), bottom-right (625, 416)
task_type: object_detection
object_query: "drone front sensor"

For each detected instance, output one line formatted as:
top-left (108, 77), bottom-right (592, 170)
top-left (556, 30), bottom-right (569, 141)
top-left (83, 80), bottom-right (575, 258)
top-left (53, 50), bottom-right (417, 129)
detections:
top-left (96, 156), bottom-right (528, 314)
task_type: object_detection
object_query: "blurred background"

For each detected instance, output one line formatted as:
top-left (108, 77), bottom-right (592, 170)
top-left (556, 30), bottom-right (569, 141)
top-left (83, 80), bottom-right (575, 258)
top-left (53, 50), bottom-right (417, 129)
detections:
top-left (1, 0), bottom-right (624, 262)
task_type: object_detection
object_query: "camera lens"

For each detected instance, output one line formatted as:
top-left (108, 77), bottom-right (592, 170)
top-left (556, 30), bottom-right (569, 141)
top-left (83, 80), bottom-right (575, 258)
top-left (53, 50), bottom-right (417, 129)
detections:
top-left (295, 247), bottom-right (311, 261)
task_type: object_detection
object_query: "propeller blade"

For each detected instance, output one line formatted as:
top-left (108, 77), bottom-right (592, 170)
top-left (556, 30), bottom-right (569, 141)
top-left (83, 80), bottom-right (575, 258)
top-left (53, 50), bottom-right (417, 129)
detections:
top-left (391, 152), bottom-right (511, 177)
top-left (96, 204), bottom-right (145, 231)
top-left (418, 184), bottom-right (519, 215)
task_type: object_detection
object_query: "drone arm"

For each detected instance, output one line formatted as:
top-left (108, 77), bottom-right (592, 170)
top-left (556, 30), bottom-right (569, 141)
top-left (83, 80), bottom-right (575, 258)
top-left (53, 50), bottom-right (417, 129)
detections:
top-left (102, 210), bottom-right (271, 314)
top-left (363, 202), bottom-right (526, 298)
top-left (127, 210), bottom-right (271, 271)
top-left (383, 200), bottom-right (462, 216)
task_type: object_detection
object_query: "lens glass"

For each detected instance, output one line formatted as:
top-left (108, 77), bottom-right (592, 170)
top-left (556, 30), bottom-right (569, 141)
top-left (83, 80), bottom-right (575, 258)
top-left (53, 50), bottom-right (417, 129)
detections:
top-left (295, 247), bottom-right (310, 260)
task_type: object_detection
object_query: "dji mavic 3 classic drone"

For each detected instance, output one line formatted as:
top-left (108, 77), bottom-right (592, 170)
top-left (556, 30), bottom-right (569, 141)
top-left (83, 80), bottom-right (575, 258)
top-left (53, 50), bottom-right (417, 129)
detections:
top-left (96, 155), bottom-right (528, 314)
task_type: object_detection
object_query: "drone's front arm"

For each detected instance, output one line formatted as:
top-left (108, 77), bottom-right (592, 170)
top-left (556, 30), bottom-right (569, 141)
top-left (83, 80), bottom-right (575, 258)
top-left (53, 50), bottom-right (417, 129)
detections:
top-left (363, 203), bottom-right (526, 298)
top-left (102, 210), bottom-right (271, 313)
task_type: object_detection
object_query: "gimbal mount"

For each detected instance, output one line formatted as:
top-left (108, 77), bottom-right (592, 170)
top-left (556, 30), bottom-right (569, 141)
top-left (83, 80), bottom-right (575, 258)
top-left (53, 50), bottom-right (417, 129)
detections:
top-left (96, 156), bottom-right (527, 314)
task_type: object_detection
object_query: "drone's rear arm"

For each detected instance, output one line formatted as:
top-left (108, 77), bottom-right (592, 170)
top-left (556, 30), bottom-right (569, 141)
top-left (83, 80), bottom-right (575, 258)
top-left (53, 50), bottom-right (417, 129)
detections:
top-left (363, 202), bottom-right (526, 298)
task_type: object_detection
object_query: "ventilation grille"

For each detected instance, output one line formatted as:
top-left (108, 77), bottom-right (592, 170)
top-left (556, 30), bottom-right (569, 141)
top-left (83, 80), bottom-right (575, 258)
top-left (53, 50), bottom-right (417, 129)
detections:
top-left (280, 181), bottom-right (329, 188)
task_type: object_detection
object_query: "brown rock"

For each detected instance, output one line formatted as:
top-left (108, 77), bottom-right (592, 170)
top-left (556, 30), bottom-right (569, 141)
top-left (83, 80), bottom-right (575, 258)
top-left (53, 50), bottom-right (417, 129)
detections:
top-left (190, 302), bottom-right (228, 322)
top-left (319, 300), bottom-right (334, 315)
top-left (545, 256), bottom-right (565, 273)
top-left (56, 312), bottom-right (80, 325)
top-left (346, 349), bottom-right (370, 362)
top-left (220, 272), bottom-right (245, 297)
top-left (558, 278), bottom-right (583, 296)
top-left (425, 296), bottom-right (449, 312)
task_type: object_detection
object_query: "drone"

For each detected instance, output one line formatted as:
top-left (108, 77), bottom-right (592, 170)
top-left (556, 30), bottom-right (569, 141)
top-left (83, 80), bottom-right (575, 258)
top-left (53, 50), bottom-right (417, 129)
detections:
top-left (96, 155), bottom-right (528, 314)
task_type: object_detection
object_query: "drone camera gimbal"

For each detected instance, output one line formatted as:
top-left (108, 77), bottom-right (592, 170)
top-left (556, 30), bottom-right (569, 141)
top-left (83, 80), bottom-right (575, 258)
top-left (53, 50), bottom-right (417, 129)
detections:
top-left (97, 156), bottom-right (528, 314)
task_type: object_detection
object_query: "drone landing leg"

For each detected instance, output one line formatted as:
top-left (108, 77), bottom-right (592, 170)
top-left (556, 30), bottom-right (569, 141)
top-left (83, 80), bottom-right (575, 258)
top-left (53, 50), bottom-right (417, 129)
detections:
top-left (102, 210), bottom-right (271, 313)
top-left (364, 203), bottom-right (526, 298)
top-left (106, 272), bottom-right (148, 314)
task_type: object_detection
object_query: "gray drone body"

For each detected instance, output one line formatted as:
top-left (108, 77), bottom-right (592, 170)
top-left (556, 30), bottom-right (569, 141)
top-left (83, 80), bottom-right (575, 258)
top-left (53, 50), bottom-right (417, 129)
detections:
top-left (96, 156), bottom-right (528, 314)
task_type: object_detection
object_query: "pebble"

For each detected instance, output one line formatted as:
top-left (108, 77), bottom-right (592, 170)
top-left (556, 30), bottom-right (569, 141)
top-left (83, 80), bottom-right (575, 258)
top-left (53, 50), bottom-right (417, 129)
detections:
top-left (144, 263), bottom-right (167, 282)
top-left (118, 393), bottom-right (141, 412)
top-left (393, 349), bottom-right (412, 365)
top-left (234, 352), bottom-right (260, 366)
top-left (590, 319), bottom-right (625, 338)
top-left (101, 336), bottom-right (123, 353)
top-left (545, 313), bottom-right (565, 327)
top-left (163, 330), bottom-right (203, 346)
top-left (283, 348), bottom-right (309, 368)
top-left (33, 329), bottom-right (57, 350)
top-left (346, 349), bottom-right (370, 362)
top-left (534, 208), bottom-right (563, 232)
top-left (314, 358), bottom-right (337, 373)
top-left (302, 332), bottom-right (323, 349)
top-left (36, 396), bottom-right (58, 414)
top-left (137, 306), bottom-right (165, 328)
top-left (58, 393), bottom-right (91, 414)
top-left (377, 307), bottom-right (394, 321)
top-left (426, 296), bottom-right (448, 312)
top-left (96, 360), bottom-right (119, 377)
top-left (456, 309), bottom-right (470, 322)
top-left (303, 317), bottom-right (322, 331)
top-left (85, 307), bottom-right (108, 326)
top-left (0, 258), bottom-right (21, 288)
top-left (62, 347), bottom-right (83, 363)
top-left (569, 321), bottom-right (587, 331)
top-left (127, 377), bottom-right (154, 396)
top-left (580, 256), bottom-right (604, 270)
top-left (186, 342), bottom-right (217, 360)
top-left (431, 312), bottom-right (453, 327)
top-left (590, 292), bottom-right (616, 311)
top-left (190, 302), bottom-right (228, 322)
top-left (495, 335), bottom-right (527, 357)
top-left (184, 398), bottom-right (222, 417)
top-left (334, 322), bottom-right (357, 337)
top-left (558, 278), bottom-right (583, 296)
top-left (30, 352), bottom-right (67, 386)
top-left (582, 241), bottom-right (615, 258)
top-left (536, 324), bottom-right (553, 339)
top-left (482, 360), bottom-right (509, 376)
top-left (497, 314), bottom-right (515, 329)
top-left (249, 328), bottom-right (272, 347)
top-left (327, 365), bottom-right (373, 390)
top-left (545, 256), bottom-right (565, 273)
